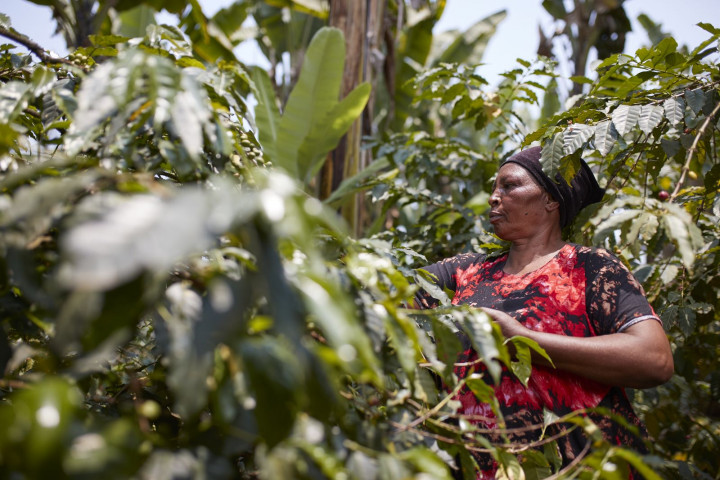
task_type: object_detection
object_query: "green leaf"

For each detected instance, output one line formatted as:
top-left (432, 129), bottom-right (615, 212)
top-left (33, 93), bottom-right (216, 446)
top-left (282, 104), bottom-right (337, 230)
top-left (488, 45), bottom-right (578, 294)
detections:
top-left (609, 448), bottom-right (664, 480)
top-left (638, 104), bottom-right (664, 134)
top-left (684, 88), bottom-right (706, 114)
top-left (542, 0), bottom-right (567, 19)
top-left (432, 10), bottom-right (507, 65)
top-left (176, 56), bottom-right (205, 69)
top-left (594, 119), bottom-right (617, 156)
top-left (240, 337), bottom-right (304, 448)
top-left (88, 34), bottom-right (132, 47)
top-left (563, 123), bottom-right (593, 155)
top-left (399, 447), bottom-right (453, 479)
top-left (0, 81), bottom-right (32, 123)
top-left (662, 211), bottom-right (696, 269)
top-left (324, 157), bottom-right (390, 206)
top-left (297, 82), bottom-right (371, 183)
top-left (697, 22), bottom-right (720, 35)
top-left (251, 66), bottom-right (280, 163)
top-left (661, 138), bottom-right (681, 158)
top-left (495, 450), bottom-right (525, 480)
top-left (265, 0), bottom-right (330, 19)
top-left (704, 163), bottom-right (720, 191)
top-left (540, 132), bottom-right (564, 180)
top-left (458, 309), bottom-right (501, 383)
top-left (116, 4), bottom-right (156, 38)
top-left (593, 210), bottom-right (643, 244)
top-left (569, 75), bottom-right (593, 84)
top-left (663, 97), bottom-right (685, 126)
top-left (275, 27), bottom-right (345, 177)
top-left (611, 104), bottom-right (640, 136)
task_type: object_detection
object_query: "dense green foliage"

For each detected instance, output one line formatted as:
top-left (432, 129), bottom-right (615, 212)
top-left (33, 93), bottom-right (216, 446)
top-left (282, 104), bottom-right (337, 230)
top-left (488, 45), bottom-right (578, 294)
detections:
top-left (0, 1), bottom-right (719, 479)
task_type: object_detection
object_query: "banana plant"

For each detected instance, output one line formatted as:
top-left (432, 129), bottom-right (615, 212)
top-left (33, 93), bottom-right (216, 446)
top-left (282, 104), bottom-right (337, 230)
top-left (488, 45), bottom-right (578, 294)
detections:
top-left (252, 26), bottom-right (370, 189)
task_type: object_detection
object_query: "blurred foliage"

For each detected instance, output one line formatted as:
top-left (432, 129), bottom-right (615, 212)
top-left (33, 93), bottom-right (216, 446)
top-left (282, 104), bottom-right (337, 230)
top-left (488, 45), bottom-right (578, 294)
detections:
top-left (0, 1), bottom-right (719, 479)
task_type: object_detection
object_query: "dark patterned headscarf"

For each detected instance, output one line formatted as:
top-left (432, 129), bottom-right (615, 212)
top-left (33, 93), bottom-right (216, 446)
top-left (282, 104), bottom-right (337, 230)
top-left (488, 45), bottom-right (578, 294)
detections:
top-left (502, 146), bottom-right (605, 228)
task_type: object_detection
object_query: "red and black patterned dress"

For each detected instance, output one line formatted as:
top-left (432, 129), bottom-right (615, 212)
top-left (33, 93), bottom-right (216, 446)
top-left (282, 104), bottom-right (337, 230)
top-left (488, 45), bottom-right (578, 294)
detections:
top-left (416, 244), bottom-right (661, 478)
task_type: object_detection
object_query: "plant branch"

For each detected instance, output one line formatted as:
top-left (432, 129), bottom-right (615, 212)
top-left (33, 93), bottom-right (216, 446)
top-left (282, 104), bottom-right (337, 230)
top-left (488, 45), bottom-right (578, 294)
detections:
top-left (0, 26), bottom-right (74, 66)
top-left (670, 101), bottom-right (720, 202)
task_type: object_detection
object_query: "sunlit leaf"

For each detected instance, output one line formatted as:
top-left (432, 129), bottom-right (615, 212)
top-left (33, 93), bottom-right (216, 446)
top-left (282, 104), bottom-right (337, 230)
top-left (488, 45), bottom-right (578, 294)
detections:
top-left (594, 119), bottom-right (617, 156)
top-left (638, 104), bottom-right (664, 134)
top-left (251, 66), bottom-right (280, 163)
top-left (540, 132), bottom-right (564, 180)
top-left (663, 97), bottom-right (685, 125)
top-left (563, 123), bottom-right (593, 155)
top-left (611, 104), bottom-right (640, 136)
top-left (275, 27), bottom-right (345, 177)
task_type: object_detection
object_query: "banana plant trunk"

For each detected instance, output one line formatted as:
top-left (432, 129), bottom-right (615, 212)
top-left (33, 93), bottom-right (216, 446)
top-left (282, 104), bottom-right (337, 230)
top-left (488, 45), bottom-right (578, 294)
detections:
top-left (322, 0), bottom-right (384, 236)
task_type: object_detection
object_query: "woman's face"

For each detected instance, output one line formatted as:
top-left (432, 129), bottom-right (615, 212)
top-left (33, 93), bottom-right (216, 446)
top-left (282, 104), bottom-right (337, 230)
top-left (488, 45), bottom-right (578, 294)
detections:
top-left (488, 163), bottom-right (555, 241)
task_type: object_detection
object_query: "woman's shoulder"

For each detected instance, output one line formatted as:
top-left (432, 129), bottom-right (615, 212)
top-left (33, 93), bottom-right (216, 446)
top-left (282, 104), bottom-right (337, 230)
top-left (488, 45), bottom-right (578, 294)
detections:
top-left (569, 244), bottom-right (632, 278)
top-left (431, 251), bottom-right (490, 269)
top-left (570, 244), bottom-right (619, 263)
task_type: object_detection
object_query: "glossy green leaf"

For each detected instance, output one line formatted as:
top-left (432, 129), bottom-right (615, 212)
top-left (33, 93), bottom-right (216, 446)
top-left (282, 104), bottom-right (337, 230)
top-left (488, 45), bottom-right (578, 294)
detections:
top-left (611, 104), bottom-right (640, 136)
top-left (540, 132), bottom-right (564, 180)
top-left (638, 104), bottom-right (664, 134)
top-left (563, 123), bottom-right (593, 155)
top-left (663, 97), bottom-right (685, 125)
top-left (594, 119), bottom-right (617, 156)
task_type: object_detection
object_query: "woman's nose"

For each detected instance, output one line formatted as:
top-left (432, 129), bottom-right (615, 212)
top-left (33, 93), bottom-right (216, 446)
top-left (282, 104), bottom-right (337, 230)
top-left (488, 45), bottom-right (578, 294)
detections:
top-left (489, 189), bottom-right (499, 206)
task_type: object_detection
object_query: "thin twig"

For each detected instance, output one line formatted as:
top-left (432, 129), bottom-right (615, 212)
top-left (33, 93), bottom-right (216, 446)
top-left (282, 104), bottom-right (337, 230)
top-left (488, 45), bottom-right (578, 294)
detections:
top-left (0, 26), bottom-right (74, 66)
top-left (670, 101), bottom-right (720, 202)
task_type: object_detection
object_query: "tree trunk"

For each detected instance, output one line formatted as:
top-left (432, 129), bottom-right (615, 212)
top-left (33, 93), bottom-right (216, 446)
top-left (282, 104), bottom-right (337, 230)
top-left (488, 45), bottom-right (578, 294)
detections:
top-left (322, 0), bottom-right (383, 235)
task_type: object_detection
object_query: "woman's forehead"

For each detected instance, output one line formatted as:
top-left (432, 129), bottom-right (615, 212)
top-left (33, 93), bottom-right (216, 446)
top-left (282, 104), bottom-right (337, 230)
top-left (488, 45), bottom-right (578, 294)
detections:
top-left (497, 162), bottom-right (534, 180)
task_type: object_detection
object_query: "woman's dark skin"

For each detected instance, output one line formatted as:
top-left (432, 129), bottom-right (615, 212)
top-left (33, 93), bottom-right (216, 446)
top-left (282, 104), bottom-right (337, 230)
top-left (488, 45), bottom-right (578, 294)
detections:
top-left (483, 163), bottom-right (674, 389)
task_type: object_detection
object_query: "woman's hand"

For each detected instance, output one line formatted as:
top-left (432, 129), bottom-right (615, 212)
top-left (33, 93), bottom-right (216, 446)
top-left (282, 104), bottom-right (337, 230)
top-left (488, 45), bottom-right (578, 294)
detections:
top-left (480, 307), bottom-right (674, 389)
top-left (481, 307), bottom-right (528, 339)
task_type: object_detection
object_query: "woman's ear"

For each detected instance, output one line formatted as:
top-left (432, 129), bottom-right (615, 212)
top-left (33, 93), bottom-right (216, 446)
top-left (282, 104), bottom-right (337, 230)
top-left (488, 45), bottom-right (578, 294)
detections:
top-left (544, 194), bottom-right (560, 212)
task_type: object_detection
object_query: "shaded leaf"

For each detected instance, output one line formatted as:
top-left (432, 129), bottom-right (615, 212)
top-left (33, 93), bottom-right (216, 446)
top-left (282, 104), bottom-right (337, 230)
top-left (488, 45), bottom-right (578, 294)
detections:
top-left (685, 88), bottom-right (706, 114)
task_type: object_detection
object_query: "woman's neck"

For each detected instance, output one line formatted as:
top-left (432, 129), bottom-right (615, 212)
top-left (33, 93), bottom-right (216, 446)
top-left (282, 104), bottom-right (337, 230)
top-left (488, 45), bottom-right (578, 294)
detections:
top-left (504, 238), bottom-right (567, 275)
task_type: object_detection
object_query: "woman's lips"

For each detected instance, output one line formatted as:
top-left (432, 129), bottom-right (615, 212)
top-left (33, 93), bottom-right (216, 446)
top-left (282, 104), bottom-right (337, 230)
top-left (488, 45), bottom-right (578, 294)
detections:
top-left (489, 211), bottom-right (503, 223)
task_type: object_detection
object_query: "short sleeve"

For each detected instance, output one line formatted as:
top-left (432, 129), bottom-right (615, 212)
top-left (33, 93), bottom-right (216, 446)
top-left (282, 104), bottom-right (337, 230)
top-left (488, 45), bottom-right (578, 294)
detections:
top-left (583, 248), bottom-right (661, 335)
top-left (414, 253), bottom-right (484, 309)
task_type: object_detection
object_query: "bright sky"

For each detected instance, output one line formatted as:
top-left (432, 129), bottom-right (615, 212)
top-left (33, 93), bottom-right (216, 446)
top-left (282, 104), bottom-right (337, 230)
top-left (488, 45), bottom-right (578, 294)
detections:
top-left (3, 0), bottom-right (720, 85)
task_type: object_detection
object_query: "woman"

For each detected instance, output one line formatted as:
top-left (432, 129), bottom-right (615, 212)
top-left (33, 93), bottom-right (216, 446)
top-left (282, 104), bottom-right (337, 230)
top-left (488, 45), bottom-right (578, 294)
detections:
top-left (415, 146), bottom-right (673, 478)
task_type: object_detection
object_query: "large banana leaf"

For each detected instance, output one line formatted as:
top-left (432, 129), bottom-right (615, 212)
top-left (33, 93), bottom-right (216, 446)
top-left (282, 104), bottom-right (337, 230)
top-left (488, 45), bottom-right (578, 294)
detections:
top-left (252, 26), bottom-right (368, 188)
top-left (251, 66), bottom-right (280, 163)
top-left (430, 10), bottom-right (507, 65)
top-left (275, 27), bottom-right (345, 176)
top-left (297, 82), bottom-right (371, 183)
